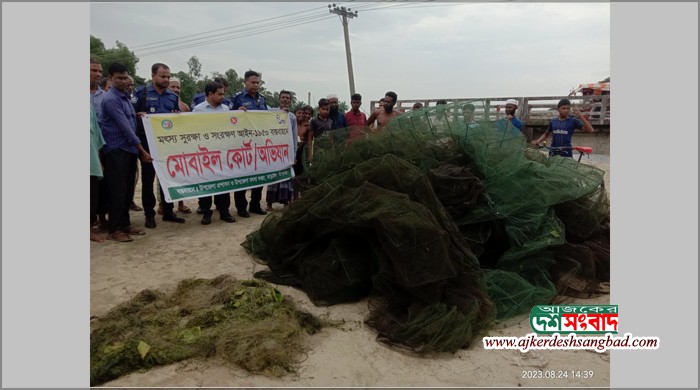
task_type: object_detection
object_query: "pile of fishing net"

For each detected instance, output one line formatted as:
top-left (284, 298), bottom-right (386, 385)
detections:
top-left (90, 276), bottom-right (326, 386)
top-left (243, 101), bottom-right (610, 353)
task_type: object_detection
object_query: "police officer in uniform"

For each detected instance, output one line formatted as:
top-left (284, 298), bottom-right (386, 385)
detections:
top-left (133, 63), bottom-right (186, 228)
top-left (231, 70), bottom-right (268, 218)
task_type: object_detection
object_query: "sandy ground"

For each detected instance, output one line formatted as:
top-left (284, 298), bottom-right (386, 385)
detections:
top-left (90, 158), bottom-right (611, 387)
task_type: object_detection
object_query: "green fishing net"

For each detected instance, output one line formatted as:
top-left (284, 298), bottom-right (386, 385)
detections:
top-left (243, 101), bottom-right (609, 353)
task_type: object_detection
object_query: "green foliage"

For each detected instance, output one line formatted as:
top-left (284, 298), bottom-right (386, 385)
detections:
top-left (186, 55), bottom-right (202, 80)
top-left (223, 68), bottom-right (245, 93)
top-left (90, 35), bottom-right (145, 85)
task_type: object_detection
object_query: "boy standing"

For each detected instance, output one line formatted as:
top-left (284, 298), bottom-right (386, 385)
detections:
top-left (532, 98), bottom-right (594, 157)
top-left (307, 98), bottom-right (333, 164)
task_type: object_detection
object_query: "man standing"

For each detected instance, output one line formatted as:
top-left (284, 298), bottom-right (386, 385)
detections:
top-left (133, 63), bottom-right (185, 228)
top-left (98, 63), bottom-right (152, 242)
top-left (345, 93), bottom-right (367, 142)
top-left (462, 103), bottom-right (480, 130)
top-left (91, 58), bottom-right (106, 118)
top-left (157, 78), bottom-right (194, 216)
top-left (496, 98), bottom-right (524, 136)
top-left (265, 90), bottom-right (298, 210)
top-left (90, 58), bottom-right (106, 243)
top-left (125, 76), bottom-right (135, 99)
top-left (231, 70), bottom-right (268, 218)
top-left (326, 94), bottom-right (348, 145)
top-left (123, 74), bottom-right (144, 213)
top-left (168, 78), bottom-right (191, 113)
top-left (190, 76), bottom-right (232, 110)
top-left (192, 81), bottom-right (237, 225)
top-left (366, 91), bottom-right (402, 130)
top-left (327, 94), bottom-right (348, 130)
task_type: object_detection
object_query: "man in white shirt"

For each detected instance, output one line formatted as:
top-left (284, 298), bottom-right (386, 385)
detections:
top-left (192, 81), bottom-right (236, 224)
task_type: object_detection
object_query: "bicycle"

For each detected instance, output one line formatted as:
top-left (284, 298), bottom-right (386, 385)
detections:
top-left (534, 142), bottom-right (593, 163)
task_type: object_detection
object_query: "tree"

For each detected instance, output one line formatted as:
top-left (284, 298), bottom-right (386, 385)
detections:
top-left (172, 71), bottom-right (198, 108)
top-left (187, 55), bottom-right (202, 81)
top-left (223, 68), bottom-right (244, 93)
top-left (90, 35), bottom-right (145, 85)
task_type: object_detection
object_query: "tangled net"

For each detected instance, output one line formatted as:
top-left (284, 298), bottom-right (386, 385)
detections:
top-left (90, 276), bottom-right (325, 386)
top-left (244, 101), bottom-right (610, 353)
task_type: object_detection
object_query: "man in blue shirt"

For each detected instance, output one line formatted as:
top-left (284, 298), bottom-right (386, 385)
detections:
top-left (496, 98), bottom-right (525, 136)
top-left (91, 58), bottom-right (107, 119)
top-left (98, 63), bottom-right (153, 242)
top-left (231, 70), bottom-right (268, 218)
top-left (327, 93), bottom-right (349, 145)
top-left (532, 98), bottom-right (594, 157)
top-left (133, 63), bottom-right (185, 228)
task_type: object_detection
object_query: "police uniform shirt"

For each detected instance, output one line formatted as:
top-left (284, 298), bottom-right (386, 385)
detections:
top-left (132, 85), bottom-right (180, 135)
top-left (231, 89), bottom-right (268, 110)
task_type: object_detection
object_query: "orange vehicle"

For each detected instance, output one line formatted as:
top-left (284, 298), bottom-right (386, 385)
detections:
top-left (573, 81), bottom-right (610, 97)
top-left (569, 80), bottom-right (610, 120)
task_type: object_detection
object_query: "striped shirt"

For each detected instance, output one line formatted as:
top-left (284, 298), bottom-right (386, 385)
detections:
top-left (99, 87), bottom-right (140, 155)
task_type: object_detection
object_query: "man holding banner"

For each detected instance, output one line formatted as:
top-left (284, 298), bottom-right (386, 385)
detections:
top-left (134, 63), bottom-right (185, 229)
top-left (231, 70), bottom-right (269, 218)
top-left (192, 81), bottom-right (236, 225)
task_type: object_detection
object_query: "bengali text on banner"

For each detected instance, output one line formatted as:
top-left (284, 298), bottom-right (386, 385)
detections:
top-left (142, 110), bottom-right (295, 202)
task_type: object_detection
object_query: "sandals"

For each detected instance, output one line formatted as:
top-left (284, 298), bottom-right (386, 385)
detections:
top-left (127, 225), bottom-right (146, 236)
top-left (130, 202), bottom-right (143, 211)
top-left (107, 231), bottom-right (133, 242)
top-left (178, 201), bottom-right (192, 214)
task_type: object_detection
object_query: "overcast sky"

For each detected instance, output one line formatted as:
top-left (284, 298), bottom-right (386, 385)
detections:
top-left (90, 1), bottom-right (610, 107)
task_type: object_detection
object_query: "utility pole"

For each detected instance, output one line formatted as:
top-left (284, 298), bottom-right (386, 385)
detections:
top-left (329, 3), bottom-right (358, 96)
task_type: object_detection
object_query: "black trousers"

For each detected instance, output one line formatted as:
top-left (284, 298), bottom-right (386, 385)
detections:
top-left (198, 193), bottom-right (231, 213)
top-left (90, 175), bottom-right (100, 226)
top-left (137, 132), bottom-right (173, 217)
top-left (234, 187), bottom-right (263, 212)
top-left (103, 149), bottom-right (137, 233)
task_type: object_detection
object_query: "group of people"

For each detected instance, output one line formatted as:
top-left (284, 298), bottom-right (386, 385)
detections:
top-left (89, 56), bottom-right (401, 243)
top-left (418, 97), bottom-right (593, 157)
top-left (90, 58), bottom-right (283, 242)
top-left (91, 57), bottom-right (592, 243)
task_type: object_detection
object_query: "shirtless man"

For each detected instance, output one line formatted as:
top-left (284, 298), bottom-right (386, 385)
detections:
top-left (296, 106), bottom-right (310, 144)
top-left (366, 91), bottom-right (402, 131)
